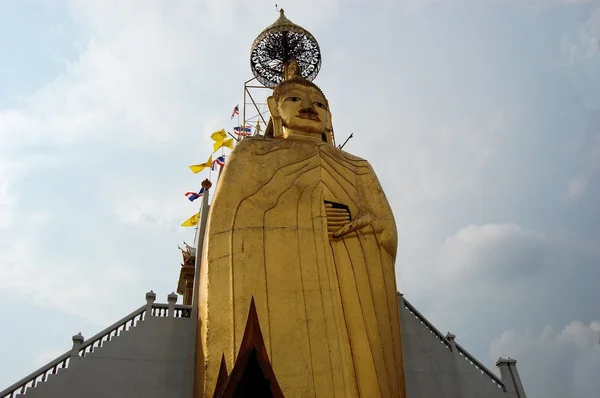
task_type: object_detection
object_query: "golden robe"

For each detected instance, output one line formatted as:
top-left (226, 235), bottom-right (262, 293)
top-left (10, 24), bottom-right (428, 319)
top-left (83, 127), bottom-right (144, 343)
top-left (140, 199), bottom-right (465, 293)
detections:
top-left (198, 137), bottom-right (406, 397)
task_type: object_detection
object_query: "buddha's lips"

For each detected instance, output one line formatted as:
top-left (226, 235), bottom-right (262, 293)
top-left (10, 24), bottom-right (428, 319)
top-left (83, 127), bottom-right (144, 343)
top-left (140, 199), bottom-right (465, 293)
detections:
top-left (297, 114), bottom-right (320, 121)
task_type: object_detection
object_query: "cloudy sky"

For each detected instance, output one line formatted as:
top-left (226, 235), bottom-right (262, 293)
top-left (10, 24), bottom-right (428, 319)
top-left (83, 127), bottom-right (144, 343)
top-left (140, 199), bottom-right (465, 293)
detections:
top-left (1, 0), bottom-right (599, 396)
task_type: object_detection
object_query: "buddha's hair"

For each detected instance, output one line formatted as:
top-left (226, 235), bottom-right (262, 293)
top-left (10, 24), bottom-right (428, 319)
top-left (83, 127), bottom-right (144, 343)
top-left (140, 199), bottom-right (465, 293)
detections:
top-left (272, 78), bottom-right (329, 109)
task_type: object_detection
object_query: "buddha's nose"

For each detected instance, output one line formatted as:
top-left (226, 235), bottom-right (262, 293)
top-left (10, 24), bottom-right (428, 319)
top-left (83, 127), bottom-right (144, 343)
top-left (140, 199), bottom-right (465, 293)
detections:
top-left (299, 105), bottom-right (318, 115)
top-left (299, 97), bottom-right (317, 110)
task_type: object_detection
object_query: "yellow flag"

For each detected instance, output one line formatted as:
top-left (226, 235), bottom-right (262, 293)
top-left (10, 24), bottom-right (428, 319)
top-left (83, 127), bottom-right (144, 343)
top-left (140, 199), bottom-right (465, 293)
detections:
top-left (181, 212), bottom-right (200, 227)
top-left (210, 129), bottom-right (227, 142)
top-left (213, 138), bottom-right (234, 152)
top-left (189, 155), bottom-right (213, 174)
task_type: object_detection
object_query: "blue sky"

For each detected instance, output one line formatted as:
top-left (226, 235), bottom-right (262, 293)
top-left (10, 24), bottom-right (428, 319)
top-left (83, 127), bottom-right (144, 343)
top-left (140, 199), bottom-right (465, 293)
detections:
top-left (1, 1), bottom-right (599, 397)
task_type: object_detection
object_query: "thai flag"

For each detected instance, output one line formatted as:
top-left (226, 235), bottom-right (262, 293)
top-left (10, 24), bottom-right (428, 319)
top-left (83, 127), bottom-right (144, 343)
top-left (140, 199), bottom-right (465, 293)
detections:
top-left (212, 156), bottom-right (226, 170)
top-left (233, 126), bottom-right (252, 137)
top-left (185, 187), bottom-right (204, 202)
top-left (231, 104), bottom-right (239, 119)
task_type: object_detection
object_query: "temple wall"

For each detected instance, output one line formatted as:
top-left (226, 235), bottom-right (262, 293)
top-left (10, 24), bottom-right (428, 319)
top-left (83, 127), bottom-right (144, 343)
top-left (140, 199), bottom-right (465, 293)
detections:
top-left (23, 316), bottom-right (194, 398)
top-left (6, 296), bottom-right (526, 398)
top-left (399, 295), bottom-right (520, 398)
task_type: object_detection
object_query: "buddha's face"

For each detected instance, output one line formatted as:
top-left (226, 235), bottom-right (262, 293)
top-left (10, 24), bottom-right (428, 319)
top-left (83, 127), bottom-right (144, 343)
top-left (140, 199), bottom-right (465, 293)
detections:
top-left (276, 84), bottom-right (328, 136)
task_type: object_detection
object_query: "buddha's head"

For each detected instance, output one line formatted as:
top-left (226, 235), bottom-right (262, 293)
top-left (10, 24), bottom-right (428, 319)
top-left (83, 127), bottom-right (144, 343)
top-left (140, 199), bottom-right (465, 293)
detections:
top-left (266, 77), bottom-right (334, 144)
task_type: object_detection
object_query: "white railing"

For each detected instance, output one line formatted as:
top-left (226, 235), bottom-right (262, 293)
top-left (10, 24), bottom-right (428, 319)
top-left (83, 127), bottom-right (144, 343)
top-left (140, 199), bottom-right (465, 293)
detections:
top-left (456, 342), bottom-right (505, 390)
top-left (151, 303), bottom-right (191, 318)
top-left (401, 294), bottom-right (452, 350)
top-left (1, 353), bottom-right (72, 398)
top-left (0, 291), bottom-right (191, 398)
top-left (400, 293), bottom-right (506, 391)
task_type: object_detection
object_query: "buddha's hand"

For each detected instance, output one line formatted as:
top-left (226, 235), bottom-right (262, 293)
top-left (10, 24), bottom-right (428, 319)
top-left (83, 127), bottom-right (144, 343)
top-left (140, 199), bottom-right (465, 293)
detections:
top-left (325, 207), bottom-right (373, 239)
top-left (332, 213), bottom-right (373, 238)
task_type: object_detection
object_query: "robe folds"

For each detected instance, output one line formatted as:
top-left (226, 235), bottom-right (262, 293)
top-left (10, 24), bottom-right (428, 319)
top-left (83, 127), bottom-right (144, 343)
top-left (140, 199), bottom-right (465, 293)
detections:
top-left (198, 137), bottom-right (406, 397)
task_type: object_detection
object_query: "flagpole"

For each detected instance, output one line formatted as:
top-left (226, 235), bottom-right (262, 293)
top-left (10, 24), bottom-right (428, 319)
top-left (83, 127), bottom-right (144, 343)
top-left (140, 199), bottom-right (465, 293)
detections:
top-left (243, 83), bottom-right (247, 139)
top-left (217, 161), bottom-right (226, 185)
top-left (237, 109), bottom-right (241, 142)
top-left (191, 178), bottom-right (212, 321)
top-left (191, 188), bottom-right (205, 249)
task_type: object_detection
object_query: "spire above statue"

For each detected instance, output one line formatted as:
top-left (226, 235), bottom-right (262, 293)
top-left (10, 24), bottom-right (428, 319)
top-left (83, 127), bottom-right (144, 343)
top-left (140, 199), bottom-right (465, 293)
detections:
top-left (250, 9), bottom-right (322, 88)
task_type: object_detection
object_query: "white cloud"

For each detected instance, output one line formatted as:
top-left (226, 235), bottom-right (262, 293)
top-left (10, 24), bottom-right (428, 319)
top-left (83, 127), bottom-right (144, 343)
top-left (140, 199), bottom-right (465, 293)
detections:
top-left (583, 6), bottom-right (600, 57)
top-left (437, 223), bottom-right (548, 279)
top-left (0, 237), bottom-right (140, 326)
top-left (561, 36), bottom-right (579, 65)
top-left (379, 108), bottom-right (511, 205)
top-left (558, 1), bottom-right (600, 63)
top-left (491, 321), bottom-right (600, 398)
top-left (563, 0), bottom-right (594, 4)
top-left (34, 349), bottom-right (67, 367)
top-left (401, 221), bottom-right (600, 397)
top-left (0, 0), bottom-right (344, 236)
top-left (390, 0), bottom-right (599, 12)
top-left (587, 3), bottom-right (600, 36)
top-left (114, 196), bottom-right (187, 231)
top-left (491, 321), bottom-right (600, 360)
top-left (568, 176), bottom-right (588, 200)
top-left (0, 182), bottom-right (14, 229)
top-left (0, 158), bottom-right (28, 230)
top-left (418, 221), bottom-right (598, 304)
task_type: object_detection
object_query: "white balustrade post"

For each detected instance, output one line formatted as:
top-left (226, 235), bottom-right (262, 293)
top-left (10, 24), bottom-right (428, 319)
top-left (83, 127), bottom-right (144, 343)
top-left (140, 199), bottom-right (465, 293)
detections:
top-left (167, 292), bottom-right (178, 317)
top-left (145, 290), bottom-right (156, 320)
top-left (496, 357), bottom-right (527, 397)
top-left (71, 332), bottom-right (84, 359)
top-left (445, 331), bottom-right (466, 395)
top-left (446, 332), bottom-right (457, 352)
top-left (397, 292), bottom-right (406, 326)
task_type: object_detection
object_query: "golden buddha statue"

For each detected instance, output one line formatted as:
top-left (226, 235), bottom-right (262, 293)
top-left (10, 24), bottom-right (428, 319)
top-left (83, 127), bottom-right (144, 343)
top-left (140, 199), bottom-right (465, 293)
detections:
top-left (196, 69), bottom-right (406, 397)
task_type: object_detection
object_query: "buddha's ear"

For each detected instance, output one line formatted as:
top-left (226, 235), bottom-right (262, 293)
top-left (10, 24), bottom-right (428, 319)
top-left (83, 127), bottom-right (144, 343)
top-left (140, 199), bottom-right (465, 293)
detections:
top-left (326, 109), bottom-right (333, 132)
top-left (266, 96), bottom-right (283, 138)
top-left (325, 110), bottom-right (335, 146)
top-left (323, 110), bottom-right (335, 145)
top-left (267, 96), bottom-right (279, 118)
top-left (264, 117), bottom-right (274, 138)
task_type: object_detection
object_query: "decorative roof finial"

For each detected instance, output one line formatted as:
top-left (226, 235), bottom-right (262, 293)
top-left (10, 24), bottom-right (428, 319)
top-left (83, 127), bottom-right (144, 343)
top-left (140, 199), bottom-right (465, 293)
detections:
top-left (250, 10), bottom-right (321, 88)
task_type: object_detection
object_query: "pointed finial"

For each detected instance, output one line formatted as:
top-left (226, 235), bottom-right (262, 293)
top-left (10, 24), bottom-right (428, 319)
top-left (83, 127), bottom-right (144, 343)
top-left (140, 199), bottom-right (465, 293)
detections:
top-left (277, 8), bottom-right (289, 24)
top-left (167, 292), bottom-right (178, 303)
top-left (201, 178), bottom-right (212, 190)
top-left (72, 332), bottom-right (84, 343)
top-left (146, 290), bottom-right (156, 303)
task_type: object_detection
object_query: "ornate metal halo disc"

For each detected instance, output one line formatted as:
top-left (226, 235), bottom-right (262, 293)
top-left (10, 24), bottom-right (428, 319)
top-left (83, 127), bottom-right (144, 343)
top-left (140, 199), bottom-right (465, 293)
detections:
top-left (250, 10), bottom-right (322, 88)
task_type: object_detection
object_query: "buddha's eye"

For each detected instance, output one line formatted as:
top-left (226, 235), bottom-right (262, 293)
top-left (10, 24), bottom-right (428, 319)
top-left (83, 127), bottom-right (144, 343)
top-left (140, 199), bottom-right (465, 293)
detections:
top-left (285, 96), bottom-right (301, 102)
top-left (315, 102), bottom-right (326, 109)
